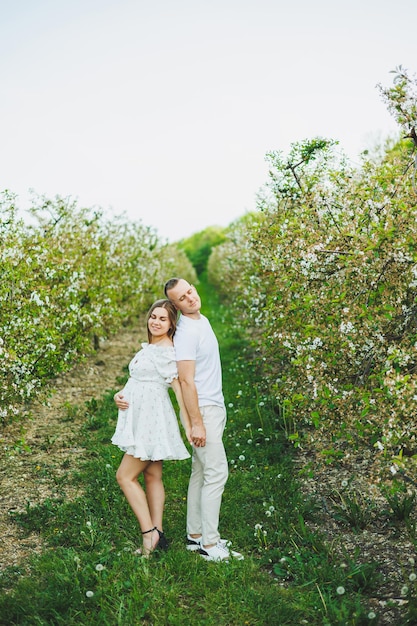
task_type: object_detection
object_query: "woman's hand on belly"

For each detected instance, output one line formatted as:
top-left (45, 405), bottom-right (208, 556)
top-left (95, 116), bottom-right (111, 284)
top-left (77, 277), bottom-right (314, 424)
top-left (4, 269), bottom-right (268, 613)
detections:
top-left (114, 391), bottom-right (129, 411)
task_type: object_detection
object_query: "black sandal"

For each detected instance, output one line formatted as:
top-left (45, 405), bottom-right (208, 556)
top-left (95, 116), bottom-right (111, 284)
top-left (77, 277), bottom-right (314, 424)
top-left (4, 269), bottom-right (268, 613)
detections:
top-left (142, 526), bottom-right (157, 536)
top-left (135, 526), bottom-right (158, 557)
top-left (156, 528), bottom-right (169, 550)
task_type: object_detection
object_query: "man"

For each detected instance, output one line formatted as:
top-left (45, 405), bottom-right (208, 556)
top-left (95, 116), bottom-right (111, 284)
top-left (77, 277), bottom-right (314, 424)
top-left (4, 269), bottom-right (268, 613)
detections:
top-left (164, 278), bottom-right (243, 562)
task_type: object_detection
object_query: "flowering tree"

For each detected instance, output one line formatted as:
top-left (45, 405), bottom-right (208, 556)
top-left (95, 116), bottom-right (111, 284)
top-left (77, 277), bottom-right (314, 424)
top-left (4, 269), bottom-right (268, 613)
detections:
top-left (209, 68), bottom-right (417, 469)
top-left (0, 193), bottom-right (196, 423)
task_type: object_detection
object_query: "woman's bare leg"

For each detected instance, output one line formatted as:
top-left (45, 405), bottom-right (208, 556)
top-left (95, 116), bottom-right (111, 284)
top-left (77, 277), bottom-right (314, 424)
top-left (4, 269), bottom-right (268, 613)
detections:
top-left (116, 454), bottom-right (160, 554)
top-left (144, 461), bottom-right (165, 531)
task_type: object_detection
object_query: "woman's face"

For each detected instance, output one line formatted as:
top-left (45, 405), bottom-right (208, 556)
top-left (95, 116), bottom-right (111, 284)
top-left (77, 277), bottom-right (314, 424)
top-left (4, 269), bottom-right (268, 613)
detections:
top-left (148, 307), bottom-right (172, 340)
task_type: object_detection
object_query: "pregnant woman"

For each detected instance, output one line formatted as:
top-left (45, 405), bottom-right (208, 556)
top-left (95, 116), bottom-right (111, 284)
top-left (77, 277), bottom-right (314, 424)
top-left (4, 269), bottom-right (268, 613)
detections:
top-left (112, 299), bottom-right (191, 556)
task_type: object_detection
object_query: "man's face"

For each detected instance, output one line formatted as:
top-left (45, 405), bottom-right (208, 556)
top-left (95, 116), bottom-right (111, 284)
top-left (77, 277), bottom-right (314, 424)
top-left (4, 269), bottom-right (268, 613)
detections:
top-left (167, 279), bottom-right (201, 316)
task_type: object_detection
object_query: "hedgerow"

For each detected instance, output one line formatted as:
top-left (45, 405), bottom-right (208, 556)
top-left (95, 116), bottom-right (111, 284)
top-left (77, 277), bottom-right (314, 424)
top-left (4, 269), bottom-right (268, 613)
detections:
top-left (0, 193), bottom-right (196, 424)
top-left (208, 67), bottom-right (417, 477)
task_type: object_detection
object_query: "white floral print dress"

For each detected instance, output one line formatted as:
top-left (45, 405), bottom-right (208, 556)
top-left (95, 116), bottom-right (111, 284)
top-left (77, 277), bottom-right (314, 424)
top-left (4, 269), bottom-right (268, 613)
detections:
top-left (111, 343), bottom-right (190, 460)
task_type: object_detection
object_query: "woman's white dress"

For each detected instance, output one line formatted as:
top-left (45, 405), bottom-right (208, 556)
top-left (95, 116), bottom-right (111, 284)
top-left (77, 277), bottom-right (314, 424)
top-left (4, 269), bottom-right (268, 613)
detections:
top-left (111, 343), bottom-right (190, 461)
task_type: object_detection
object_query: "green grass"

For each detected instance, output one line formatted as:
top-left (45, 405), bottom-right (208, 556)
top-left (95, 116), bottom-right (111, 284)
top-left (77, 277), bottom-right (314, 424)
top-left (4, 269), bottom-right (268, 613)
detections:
top-left (0, 279), bottom-right (404, 625)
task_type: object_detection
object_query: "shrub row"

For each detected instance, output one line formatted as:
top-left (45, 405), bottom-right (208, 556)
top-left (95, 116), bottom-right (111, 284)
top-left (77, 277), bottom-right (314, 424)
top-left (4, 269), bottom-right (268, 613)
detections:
top-left (0, 192), bottom-right (196, 423)
top-left (208, 68), bottom-right (417, 472)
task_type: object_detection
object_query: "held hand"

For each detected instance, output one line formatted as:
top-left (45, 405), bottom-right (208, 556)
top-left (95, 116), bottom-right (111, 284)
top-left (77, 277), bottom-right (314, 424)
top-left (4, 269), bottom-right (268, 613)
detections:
top-left (191, 423), bottom-right (206, 448)
top-left (114, 391), bottom-right (129, 411)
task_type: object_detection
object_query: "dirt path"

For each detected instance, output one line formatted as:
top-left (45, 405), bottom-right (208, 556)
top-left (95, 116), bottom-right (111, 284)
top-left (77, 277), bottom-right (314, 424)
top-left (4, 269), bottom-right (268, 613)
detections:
top-left (0, 324), bottom-right (142, 571)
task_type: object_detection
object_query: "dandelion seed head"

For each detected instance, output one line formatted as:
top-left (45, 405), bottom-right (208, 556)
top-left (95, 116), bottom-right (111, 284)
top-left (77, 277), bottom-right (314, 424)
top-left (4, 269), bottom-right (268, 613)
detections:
top-left (368, 612), bottom-right (376, 619)
top-left (401, 585), bottom-right (409, 596)
top-left (239, 454), bottom-right (245, 461)
top-left (86, 590), bottom-right (94, 598)
top-left (409, 557), bottom-right (415, 566)
top-left (95, 564), bottom-right (105, 571)
top-left (336, 586), bottom-right (345, 595)
top-left (409, 573), bottom-right (417, 581)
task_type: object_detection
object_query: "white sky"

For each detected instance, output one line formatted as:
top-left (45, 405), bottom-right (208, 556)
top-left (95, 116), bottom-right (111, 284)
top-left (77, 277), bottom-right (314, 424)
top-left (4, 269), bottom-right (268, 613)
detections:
top-left (1, 0), bottom-right (415, 242)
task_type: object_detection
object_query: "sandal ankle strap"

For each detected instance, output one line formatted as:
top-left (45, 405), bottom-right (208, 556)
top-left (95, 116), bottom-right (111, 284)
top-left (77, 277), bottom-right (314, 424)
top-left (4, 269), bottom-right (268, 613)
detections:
top-left (141, 526), bottom-right (157, 535)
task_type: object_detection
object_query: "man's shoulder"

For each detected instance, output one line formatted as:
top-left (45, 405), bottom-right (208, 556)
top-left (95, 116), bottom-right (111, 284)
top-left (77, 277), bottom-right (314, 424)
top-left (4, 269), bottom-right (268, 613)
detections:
top-left (174, 319), bottom-right (198, 342)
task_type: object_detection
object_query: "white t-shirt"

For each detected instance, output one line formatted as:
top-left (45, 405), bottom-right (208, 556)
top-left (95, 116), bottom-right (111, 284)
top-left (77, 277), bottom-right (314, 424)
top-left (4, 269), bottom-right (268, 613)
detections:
top-left (173, 313), bottom-right (224, 408)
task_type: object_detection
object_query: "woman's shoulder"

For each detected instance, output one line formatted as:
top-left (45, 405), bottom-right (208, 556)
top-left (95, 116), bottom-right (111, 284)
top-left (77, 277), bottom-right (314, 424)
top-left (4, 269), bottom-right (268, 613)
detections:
top-left (147, 341), bottom-right (175, 352)
top-left (149, 343), bottom-right (176, 368)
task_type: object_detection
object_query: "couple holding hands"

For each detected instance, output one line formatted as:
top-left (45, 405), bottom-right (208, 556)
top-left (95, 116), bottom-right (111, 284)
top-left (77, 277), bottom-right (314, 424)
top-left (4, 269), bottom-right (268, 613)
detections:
top-left (111, 278), bottom-right (243, 562)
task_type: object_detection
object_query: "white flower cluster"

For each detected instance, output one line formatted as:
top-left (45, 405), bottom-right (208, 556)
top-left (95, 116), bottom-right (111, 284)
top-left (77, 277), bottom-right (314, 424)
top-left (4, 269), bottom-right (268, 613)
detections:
top-left (0, 194), bottom-right (197, 422)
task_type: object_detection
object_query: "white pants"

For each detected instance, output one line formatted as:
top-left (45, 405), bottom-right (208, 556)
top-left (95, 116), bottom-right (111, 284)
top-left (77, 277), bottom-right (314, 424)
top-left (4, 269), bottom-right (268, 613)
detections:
top-left (186, 405), bottom-right (229, 546)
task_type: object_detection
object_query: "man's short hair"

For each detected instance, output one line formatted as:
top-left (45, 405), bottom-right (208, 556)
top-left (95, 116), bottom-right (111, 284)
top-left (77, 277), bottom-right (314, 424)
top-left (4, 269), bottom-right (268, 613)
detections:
top-left (164, 277), bottom-right (181, 298)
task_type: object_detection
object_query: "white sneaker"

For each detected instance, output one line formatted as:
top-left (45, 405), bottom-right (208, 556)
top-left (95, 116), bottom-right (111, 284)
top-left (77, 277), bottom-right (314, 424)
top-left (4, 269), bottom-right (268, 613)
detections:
top-left (186, 535), bottom-right (202, 551)
top-left (186, 535), bottom-right (232, 551)
top-left (198, 541), bottom-right (244, 562)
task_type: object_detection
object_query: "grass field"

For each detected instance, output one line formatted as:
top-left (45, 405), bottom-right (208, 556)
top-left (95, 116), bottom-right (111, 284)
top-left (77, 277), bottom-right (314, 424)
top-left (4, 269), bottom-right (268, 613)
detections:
top-left (0, 281), bottom-right (409, 625)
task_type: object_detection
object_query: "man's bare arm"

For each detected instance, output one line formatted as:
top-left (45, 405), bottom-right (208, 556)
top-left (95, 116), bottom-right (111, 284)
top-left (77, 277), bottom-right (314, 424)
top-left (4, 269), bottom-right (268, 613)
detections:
top-left (177, 360), bottom-right (206, 447)
top-left (170, 378), bottom-right (192, 444)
